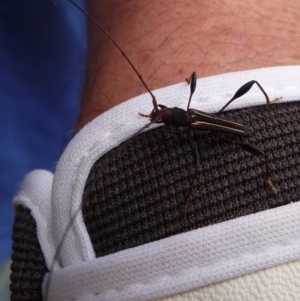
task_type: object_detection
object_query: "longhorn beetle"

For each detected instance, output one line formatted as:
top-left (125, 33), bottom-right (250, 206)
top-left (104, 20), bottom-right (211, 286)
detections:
top-left (67, 0), bottom-right (278, 214)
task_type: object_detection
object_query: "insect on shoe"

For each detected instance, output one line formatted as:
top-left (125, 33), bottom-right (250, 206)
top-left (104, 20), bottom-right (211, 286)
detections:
top-left (10, 67), bottom-right (300, 301)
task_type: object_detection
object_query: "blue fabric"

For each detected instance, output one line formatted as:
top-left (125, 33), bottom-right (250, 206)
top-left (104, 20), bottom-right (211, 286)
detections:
top-left (0, 0), bottom-right (86, 262)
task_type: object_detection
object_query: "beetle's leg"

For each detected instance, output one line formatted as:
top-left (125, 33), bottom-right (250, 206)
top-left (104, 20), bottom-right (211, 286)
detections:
top-left (185, 73), bottom-right (193, 84)
top-left (182, 130), bottom-right (200, 215)
top-left (217, 81), bottom-right (281, 116)
top-left (214, 134), bottom-right (278, 196)
top-left (138, 113), bottom-right (150, 118)
top-left (185, 72), bottom-right (197, 111)
top-left (140, 127), bottom-right (177, 165)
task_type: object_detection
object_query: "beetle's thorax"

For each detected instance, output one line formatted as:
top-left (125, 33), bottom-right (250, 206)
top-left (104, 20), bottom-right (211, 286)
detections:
top-left (150, 106), bottom-right (190, 126)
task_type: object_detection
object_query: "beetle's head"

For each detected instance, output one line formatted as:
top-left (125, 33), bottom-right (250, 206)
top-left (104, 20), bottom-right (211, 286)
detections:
top-left (139, 104), bottom-right (169, 124)
top-left (150, 105), bottom-right (170, 123)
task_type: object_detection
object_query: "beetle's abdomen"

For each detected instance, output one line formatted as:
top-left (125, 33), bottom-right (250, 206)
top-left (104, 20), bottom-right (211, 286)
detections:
top-left (189, 109), bottom-right (252, 137)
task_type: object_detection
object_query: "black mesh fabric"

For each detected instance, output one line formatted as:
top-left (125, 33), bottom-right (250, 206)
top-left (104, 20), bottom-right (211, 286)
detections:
top-left (10, 101), bottom-right (300, 300)
top-left (10, 206), bottom-right (48, 301)
top-left (83, 101), bottom-right (300, 257)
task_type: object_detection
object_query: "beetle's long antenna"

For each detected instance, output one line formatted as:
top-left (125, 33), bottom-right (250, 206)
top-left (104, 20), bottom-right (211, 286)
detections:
top-left (67, 0), bottom-right (158, 108)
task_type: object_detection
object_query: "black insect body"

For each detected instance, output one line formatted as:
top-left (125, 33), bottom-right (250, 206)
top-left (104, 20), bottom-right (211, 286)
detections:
top-left (142, 72), bottom-right (263, 136)
top-left (143, 100), bottom-right (252, 136)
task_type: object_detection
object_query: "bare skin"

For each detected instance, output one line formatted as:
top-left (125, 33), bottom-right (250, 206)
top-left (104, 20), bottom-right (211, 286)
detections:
top-left (76, 0), bottom-right (300, 129)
